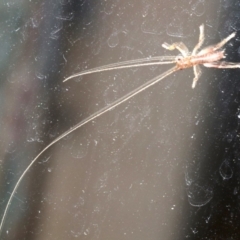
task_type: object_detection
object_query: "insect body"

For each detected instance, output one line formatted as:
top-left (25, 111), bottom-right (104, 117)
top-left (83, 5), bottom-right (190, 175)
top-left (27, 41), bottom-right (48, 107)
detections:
top-left (161, 25), bottom-right (239, 88)
top-left (1, 24), bottom-right (240, 234)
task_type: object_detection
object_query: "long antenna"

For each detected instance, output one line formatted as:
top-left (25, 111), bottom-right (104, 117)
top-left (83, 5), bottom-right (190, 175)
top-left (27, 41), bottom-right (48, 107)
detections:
top-left (0, 66), bottom-right (177, 233)
top-left (63, 56), bottom-right (176, 82)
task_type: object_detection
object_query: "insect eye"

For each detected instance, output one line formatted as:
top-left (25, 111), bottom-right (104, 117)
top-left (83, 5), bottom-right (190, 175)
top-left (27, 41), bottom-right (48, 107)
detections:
top-left (176, 56), bottom-right (183, 62)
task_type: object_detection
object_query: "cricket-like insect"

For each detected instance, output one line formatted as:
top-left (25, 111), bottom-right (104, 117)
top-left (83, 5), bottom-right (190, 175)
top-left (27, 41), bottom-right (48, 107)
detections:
top-left (1, 24), bottom-right (240, 233)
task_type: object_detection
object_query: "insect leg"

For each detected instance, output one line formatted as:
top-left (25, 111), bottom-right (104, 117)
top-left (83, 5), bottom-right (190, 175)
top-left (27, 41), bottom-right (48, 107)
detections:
top-left (192, 24), bottom-right (205, 55)
top-left (192, 65), bottom-right (202, 88)
top-left (204, 61), bottom-right (240, 68)
top-left (162, 42), bottom-right (189, 57)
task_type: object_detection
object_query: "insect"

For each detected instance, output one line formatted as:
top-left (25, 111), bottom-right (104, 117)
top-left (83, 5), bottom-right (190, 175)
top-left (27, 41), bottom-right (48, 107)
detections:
top-left (1, 24), bottom-right (240, 233)
top-left (63, 24), bottom-right (240, 88)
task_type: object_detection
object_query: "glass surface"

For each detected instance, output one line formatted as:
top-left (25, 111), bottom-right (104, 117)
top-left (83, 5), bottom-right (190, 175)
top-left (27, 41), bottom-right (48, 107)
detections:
top-left (0, 0), bottom-right (240, 239)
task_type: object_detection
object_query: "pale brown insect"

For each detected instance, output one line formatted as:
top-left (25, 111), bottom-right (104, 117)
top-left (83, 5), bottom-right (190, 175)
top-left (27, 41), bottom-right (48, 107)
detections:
top-left (64, 24), bottom-right (240, 88)
top-left (1, 24), bottom-right (240, 233)
top-left (162, 24), bottom-right (240, 88)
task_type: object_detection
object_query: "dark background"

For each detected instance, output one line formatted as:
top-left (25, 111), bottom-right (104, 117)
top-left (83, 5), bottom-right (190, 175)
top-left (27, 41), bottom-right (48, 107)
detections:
top-left (0, 0), bottom-right (240, 239)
